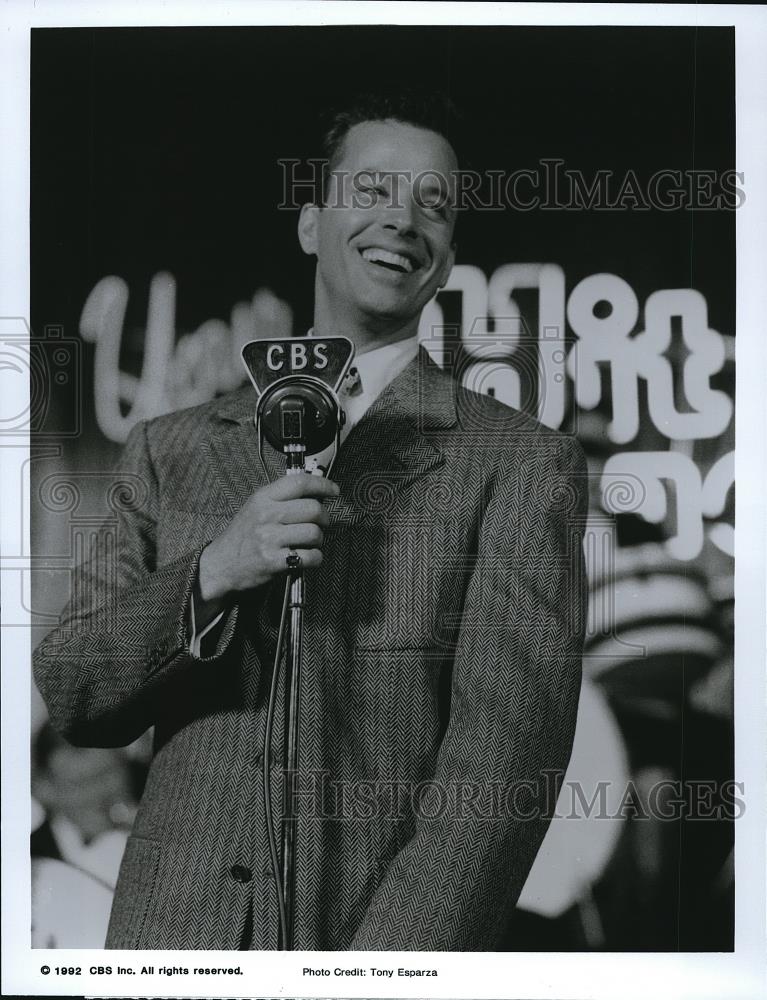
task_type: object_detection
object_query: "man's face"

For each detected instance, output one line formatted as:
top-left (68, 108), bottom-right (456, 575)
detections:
top-left (300, 120), bottom-right (457, 329)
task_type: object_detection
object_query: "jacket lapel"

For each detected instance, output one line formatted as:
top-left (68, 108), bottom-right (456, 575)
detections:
top-left (204, 387), bottom-right (280, 515)
top-left (325, 346), bottom-right (457, 526)
top-left (203, 346), bottom-right (458, 526)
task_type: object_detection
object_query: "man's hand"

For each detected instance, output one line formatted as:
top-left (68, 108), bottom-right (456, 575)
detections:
top-left (197, 474), bottom-right (339, 607)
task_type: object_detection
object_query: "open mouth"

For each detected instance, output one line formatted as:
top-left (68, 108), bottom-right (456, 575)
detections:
top-left (359, 247), bottom-right (418, 274)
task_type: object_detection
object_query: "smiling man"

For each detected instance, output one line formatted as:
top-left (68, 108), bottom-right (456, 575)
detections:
top-left (34, 92), bottom-right (589, 952)
top-left (300, 117), bottom-right (456, 346)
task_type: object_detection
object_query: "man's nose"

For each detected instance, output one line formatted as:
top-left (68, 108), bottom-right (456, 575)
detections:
top-left (381, 197), bottom-right (419, 238)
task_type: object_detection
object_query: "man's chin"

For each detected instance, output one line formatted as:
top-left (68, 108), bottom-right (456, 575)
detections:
top-left (357, 305), bottom-right (417, 331)
top-left (355, 289), bottom-right (431, 326)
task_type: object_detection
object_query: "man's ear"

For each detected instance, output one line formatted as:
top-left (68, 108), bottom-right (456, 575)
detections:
top-left (298, 203), bottom-right (321, 256)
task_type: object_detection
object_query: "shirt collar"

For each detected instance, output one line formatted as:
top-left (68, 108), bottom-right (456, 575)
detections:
top-left (304, 327), bottom-right (420, 410)
top-left (348, 335), bottom-right (420, 406)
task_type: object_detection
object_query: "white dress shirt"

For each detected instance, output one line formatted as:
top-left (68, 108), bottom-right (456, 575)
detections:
top-left (337, 333), bottom-right (420, 440)
top-left (189, 333), bottom-right (420, 656)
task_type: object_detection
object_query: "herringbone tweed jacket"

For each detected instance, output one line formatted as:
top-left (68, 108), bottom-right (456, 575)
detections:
top-left (34, 346), bottom-right (588, 951)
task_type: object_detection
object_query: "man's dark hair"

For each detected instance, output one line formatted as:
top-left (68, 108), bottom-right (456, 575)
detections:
top-left (318, 90), bottom-right (461, 204)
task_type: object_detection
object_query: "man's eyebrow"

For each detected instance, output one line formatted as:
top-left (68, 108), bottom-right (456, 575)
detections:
top-left (354, 167), bottom-right (406, 181)
top-left (352, 167), bottom-right (455, 206)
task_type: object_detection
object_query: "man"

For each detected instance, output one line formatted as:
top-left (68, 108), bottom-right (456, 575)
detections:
top-left (34, 93), bottom-right (588, 951)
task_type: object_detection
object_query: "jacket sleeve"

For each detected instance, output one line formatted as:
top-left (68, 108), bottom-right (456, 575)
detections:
top-left (33, 419), bottom-right (241, 748)
top-left (350, 434), bottom-right (589, 951)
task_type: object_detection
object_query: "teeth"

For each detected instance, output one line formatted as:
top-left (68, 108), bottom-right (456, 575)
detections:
top-left (361, 247), bottom-right (414, 273)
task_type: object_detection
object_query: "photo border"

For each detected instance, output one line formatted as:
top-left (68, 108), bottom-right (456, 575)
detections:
top-left (2, 3), bottom-right (764, 998)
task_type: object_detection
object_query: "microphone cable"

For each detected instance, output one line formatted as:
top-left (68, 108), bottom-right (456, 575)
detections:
top-left (262, 575), bottom-right (291, 949)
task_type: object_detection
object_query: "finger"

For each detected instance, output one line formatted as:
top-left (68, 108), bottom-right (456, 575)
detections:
top-left (265, 473), bottom-right (339, 502)
top-left (277, 498), bottom-right (329, 527)
top-left (279, 523), bottom-right (324, 548)
top-left (274, 547), bottom-right (324, 572)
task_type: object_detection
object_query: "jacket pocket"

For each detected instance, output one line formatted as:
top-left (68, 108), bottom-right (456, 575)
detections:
top-left (106, 836), bottom-right (161, 949)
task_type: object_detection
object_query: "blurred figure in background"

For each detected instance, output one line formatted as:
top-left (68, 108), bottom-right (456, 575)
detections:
top-left (31, 724), bottom-right (144, 947)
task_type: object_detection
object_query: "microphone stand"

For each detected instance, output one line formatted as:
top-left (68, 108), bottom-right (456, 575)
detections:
top-left (281, 446), bottom-right (306, 951)
top-left (251, 363), bottom-right (350, 953)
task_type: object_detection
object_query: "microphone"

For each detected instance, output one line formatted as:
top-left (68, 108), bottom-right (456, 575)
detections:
top-left (240, 334), bottom-right (356, 950)
top-left (241, 335), bottom-right (356, 470)
top-left (259, 378), bottom-right (342, 455)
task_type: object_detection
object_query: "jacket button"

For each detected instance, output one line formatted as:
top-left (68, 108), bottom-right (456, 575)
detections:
top-left (230, 864), bottom-right (252, 883)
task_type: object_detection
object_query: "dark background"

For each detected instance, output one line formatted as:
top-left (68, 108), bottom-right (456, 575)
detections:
top-left (32, 26), bottom-right (735, 347)
top-left (30, 26), bottom-right (736, 952)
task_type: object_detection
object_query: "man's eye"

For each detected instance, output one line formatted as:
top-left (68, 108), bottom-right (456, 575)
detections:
top-left (421, 199), bottom-right (450, 218)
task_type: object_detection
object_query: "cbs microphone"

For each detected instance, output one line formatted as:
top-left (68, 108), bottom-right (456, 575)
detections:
top-left (241, 334), bottom-right (356, 470)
